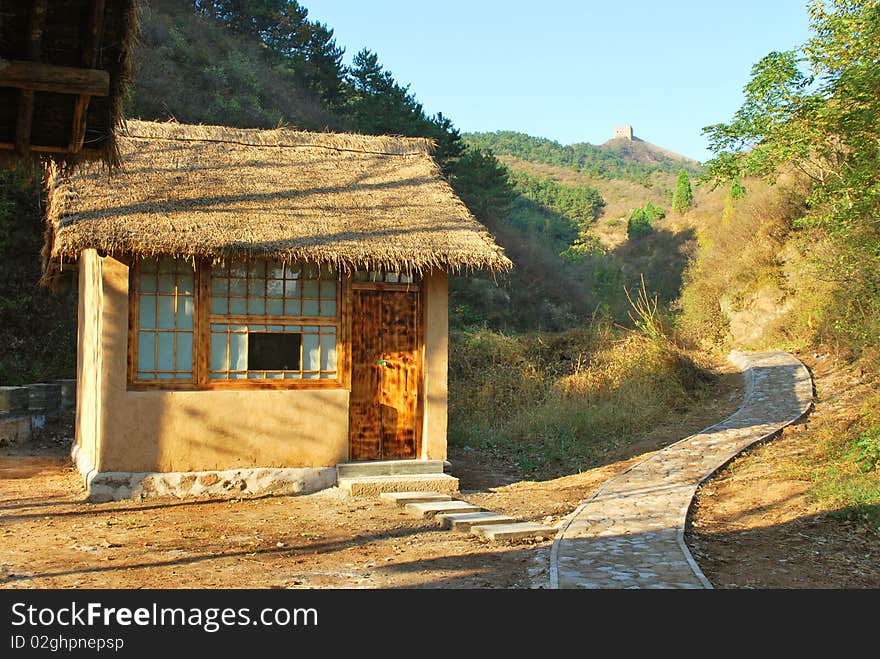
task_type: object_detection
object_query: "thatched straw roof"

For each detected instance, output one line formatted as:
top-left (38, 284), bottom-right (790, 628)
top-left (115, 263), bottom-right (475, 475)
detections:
top-left (45, 120), bottom-right (512, 275)
top-left (0, 0), bottom-right (139, 169)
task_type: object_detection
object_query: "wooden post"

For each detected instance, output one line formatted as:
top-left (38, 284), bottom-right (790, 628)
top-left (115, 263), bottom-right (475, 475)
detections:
top-left (69, 0), bottom-right (107, 154)
top-left (14, 0), bottom-right (47, 157)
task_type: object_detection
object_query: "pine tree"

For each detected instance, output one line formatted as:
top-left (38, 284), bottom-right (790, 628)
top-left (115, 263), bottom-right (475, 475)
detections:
top-left (672, 169), bottom-right (693, 213)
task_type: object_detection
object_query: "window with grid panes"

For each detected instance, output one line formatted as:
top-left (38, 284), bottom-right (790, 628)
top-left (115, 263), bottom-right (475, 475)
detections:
top-left (208, 261), bottom-right (339, 381)
top-left (134, 258), bottom-right (195, 381)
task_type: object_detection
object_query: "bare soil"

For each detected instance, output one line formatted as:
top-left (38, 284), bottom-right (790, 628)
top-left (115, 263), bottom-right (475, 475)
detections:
top-left (1, 355), bottom-right (877, 589)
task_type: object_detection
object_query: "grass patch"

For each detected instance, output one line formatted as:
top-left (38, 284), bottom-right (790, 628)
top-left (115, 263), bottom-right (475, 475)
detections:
top-left (448, 320), bottom-right (714, 478)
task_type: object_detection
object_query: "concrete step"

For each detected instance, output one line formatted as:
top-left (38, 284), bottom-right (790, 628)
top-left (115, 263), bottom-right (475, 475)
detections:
top-left (379, 491), bottom-right (452, 505)
top-left (338, 473), bottom-right (459, 497)
top-left (435, 511), bottom-right (517, 531)
top-left (470, 522), bottom-right (556, 541)
top-left (336, 459), bottom-right (446, 479)
top-left (404, 499), bottom-right (482, 519)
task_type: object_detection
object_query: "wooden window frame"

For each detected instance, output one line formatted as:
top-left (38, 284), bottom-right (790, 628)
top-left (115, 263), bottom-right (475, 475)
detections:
top-left (128, 258), bottom-right (352, 391)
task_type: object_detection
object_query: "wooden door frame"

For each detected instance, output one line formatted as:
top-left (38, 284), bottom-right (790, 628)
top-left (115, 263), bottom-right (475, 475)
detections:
top-left (348, 281), bottom-right (424, 461)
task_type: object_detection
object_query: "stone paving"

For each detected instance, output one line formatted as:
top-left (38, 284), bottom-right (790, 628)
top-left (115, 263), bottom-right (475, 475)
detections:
top-left (549, 350), bottom-right (814, 589)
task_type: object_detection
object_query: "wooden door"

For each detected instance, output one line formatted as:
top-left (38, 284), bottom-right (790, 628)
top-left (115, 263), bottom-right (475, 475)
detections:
top-left (349, 287), bottom-right (421, 461)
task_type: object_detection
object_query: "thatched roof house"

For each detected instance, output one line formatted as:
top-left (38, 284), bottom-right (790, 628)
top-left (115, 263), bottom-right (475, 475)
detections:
top-left (0, 0), bottom-right (138, 168)
top-left (51, 120), bottom-right (510, 502)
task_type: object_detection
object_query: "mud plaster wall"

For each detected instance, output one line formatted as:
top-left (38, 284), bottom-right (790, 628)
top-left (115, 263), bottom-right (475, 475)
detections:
top-left (77, 254), bottom-right (449, 473)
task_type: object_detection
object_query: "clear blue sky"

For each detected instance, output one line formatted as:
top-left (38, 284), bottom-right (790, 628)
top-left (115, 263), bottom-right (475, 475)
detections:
top-left (306, 0), bottom-right (814, 162)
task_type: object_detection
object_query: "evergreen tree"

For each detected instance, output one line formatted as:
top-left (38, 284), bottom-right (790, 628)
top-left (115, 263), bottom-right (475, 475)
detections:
top-left (672, 169), bottom-right (693, 213)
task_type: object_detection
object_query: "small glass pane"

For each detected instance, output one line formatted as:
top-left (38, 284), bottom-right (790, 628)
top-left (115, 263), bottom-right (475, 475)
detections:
top-left (320, 372), bottom-right (337, 380)
top-left (284, 299), bottom-right (302, 316)
top-left (319, 280), bottom-right (336, 299)
top-left (303, 280), bottom-right (319, 298)
top-left (320, 264), bottom-right (335, 280)
top-left (385, 272), bottom-right (399, 283)
top-left (210, 332), bottom-right (227, 371)
top-left (248, 296), bottom-right (266, 315)
top-left (211, 276), bottom-right (228, 297)
top-left (157, 333), bottom-right (175, 371)
top-left (320, 332), bottom-right (337, 371)
top-left (268, 263), bottom-right (285, 279)
top-left (320, 300), bottom-right (336, 317)
top-left (176, 333), bottom-right (193, 372)
top-left (137, 332), bottom-right (156, 372)
top-left (303, 332), bottom-right (319, 371)
top-left (248, 276), bottom-right (266, 300)
top-left (302, 372), bottom-right (320, 380)
top-left (139, 295), bottom-right (157, 329)
top-left (266, 279), bottom-right (284, 298)
top-left (177, 273), bottom-right (195, 295)
top-left (178, 298), bottom-right (194, 330)
top-left (158, 258), bottom-right (177, 273)
top-left (230, 298), bottom-right (247, 315)
top-left (157, 296), bottom-right (175, 329)
top-left (400, 273), bottom-right (414, 284)
top-left (285, 280), bottom-right (300, 298)
top-left (229, 332), bottom-right (247, 371)
top-left (211, 296), bottom-right (228, 315)
top-left (158, 274), bottom-right (176, 293)
top-left (284, 372), bottom-right (303, 380)
top-left (303, 264), bottom-right (319, 279)
top-left (230, 264), bottom-right (248, 279)
top-left (285, 265), bottom-right (301, 280)
top-left (248, 260), bottom-right (266, 278)
top-left (229, 277), bottom-right (247, 297)
top-left (141, 259), bottom-right (159, 275)
top-left (266, 372), bottom-right (283, 380)
top-left (140, 273), bottom-right (157, 293)
top-left (267, 298), bottom-right (283, 315)
top-left (229, 373), bottom-right (246, 380)
top-left (303, 299), bottom-right (319, 316)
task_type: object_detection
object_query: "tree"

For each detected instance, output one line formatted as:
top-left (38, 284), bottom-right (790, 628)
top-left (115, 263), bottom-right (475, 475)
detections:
top-left (702, 0), bottom-right (880, 350)
top-left (672, 169), bottom-right (693, 213)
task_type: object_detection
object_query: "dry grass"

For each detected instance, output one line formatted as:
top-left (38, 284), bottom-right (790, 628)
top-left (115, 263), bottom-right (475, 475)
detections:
top-left (448, 322), bottom-right (714, 477)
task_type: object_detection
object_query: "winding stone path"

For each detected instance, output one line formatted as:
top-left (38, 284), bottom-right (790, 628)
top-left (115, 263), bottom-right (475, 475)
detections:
top-left (549, 350), bottom-right (814, 589)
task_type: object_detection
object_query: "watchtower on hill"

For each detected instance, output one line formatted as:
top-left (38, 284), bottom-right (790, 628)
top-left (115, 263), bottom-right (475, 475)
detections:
top-left (613, 125), bottom-right (634, 140)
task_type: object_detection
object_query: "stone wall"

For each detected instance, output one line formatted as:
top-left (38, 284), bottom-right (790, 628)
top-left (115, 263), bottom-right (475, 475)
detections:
top-left (0, 380), bottom-right (75, 446)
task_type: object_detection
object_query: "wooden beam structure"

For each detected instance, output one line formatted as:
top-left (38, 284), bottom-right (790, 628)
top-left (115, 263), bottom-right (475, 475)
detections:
top-left (69, 0), bottom-right (106, 154)
top-left (0, 60), bottom-right (111, 97)
top-left (14, 0), bottom-right (47, 157)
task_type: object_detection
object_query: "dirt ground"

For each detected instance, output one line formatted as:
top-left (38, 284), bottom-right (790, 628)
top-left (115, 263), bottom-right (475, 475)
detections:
top-left (1, 355), bottom-right (877, 589)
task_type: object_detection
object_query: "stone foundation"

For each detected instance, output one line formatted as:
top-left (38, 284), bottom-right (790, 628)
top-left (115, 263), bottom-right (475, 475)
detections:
top-left (71, 444), bottom-right (336, 502)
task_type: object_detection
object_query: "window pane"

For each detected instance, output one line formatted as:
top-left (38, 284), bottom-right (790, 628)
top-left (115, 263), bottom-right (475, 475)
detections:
top-left (268, 263), bottom-right (285, 279)
top-left (284, 299), bottom-right (302, 316)
top-left (267, 298), bottom-right (283, 315)
top-left (176, 333), bottom-right (193, 372)
top-left (138, 332), bottom-right (155, 373)
top-left (139, 294), bottom-right (157, 329)
top-left (303, 280), bottom-right (319, 298)
top-left (157, 296), bottom-right (175, 329)
top-left (248, 260), bottom-right (266, 278)
top-left (211, 296), bottom-right (228, 314)
top-left (211, 276), bottom-right (228, 297)
top-left (229, 277), bottom-right (247, 297)
top-left (303, 332), bottom-right (319, 371)
top-left (385, 272), bottom-right (399, 283)
top-left (303, 299), bottom-right (319, 316)
top-left (178, 297), bottom-right (194, 330)
top-left (266, 279), bottom-right (284, 298)
top-left (248, 276), bottom-right (266, 300)
top-left (319, 280), bottom-right (336, 299)
top-left (285, 265), bottom-right (301, 280)
top-left (141, 259), bottom-right (159, 275)
top-left (248, 333), bottom-right (302, 371)
top-left (248, 296), bottom-right (266, 315)
top-left (158, 258), bottom-right (177, 273)
top-left (140, 273), bottom-right (157, 293)
top-left (157, 333), bottom-right (175, 371)
top-left (177, 273), bottom-right (195, 295)
top-left (320, 300), bottom-right (336, 317)
top-left (303, 264), bottom-right (319, 279)
top-left (230, 298), bottom-right (247, 315)
top-left (210, 331), bottom-right (227, 371)
top-left (320, 332), bottom-right (337, 371)
top-left (229, 332), bottom-right (247, 371)
top-left (285, 279), bottom-right (300, 298)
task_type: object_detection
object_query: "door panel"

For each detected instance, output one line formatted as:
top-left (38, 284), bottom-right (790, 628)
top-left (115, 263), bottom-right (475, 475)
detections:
top-left (349, 288), bottom-right (420, 461)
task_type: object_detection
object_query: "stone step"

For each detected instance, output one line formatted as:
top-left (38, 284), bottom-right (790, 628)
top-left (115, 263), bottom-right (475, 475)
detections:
top-left (336, 459), bottom-right (446, 479)
top-left (404, 499), bottom-right (482, 519)
top-left (338, 473), bottom-right (459, 497)
top-left (470, 522), bottom-right (556, 541)
top-left (379, 491), bottom-right (452, 505)
top-left (435, 511), bottom-right (517, 531)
